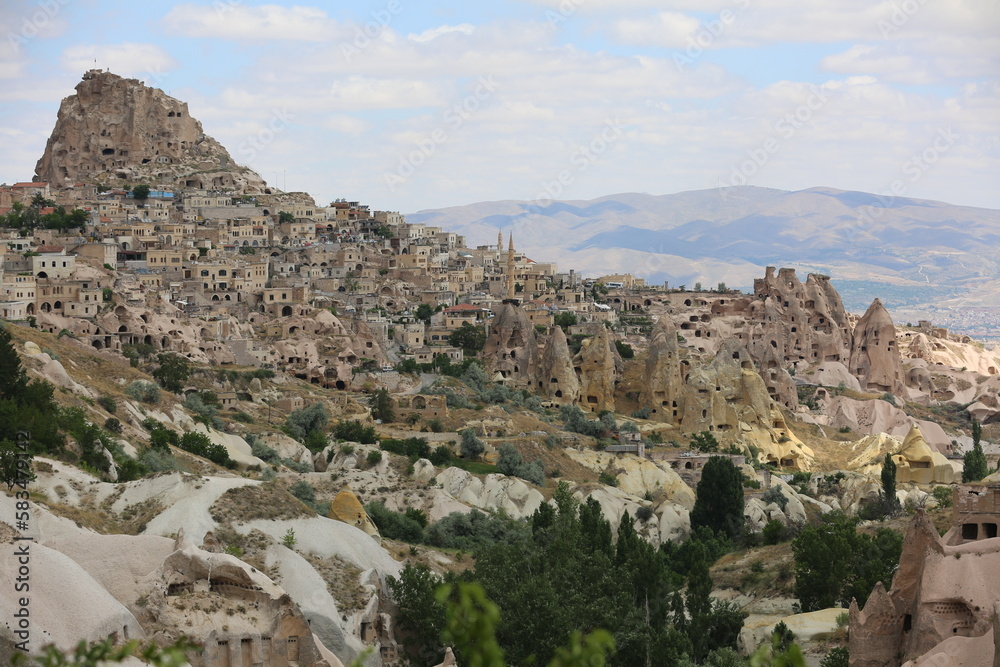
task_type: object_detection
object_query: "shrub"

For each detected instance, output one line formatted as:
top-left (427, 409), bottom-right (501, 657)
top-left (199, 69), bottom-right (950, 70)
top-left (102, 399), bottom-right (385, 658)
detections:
top-left (125, 380), bottom-right (161, 404)
top-left (250, 439), bottom-right (279, 463)
top-left (598, 471), bottom-right (618, 487)
top-left (496, 443), bottom-right (545, 486)
top-left (460, 428), bottom-right (485, 460)
top-left (427, 418), bottom-right (444, 433)
top-left (286, 402), bottom-right (329, 442)
top-left (381, 437), bottom-right (431, 459)
top-left (179, 431), bottom-right (235, 468)
top-left (365, 500), bottom-right (424, 543)
top-left (367, 450), bottom-right (383, 467)
top-left (820, 647), bottom-right (849, 667)
top-left (690, 430), bottom-right (719, 452)
top-left (762, 519), bottom-right (786, 545)
top-left (331, 419), bottom-right (377, 444)
top-left (103, 417), bottom-right (122, 434)
top-left (430, 444), bottom-right (452, 466)
top-left (762, 486), bottom-right (788, 510)
top-left (635, 505), bottom-right (654, 522)
top-left (290, 480), bottom-right (316, 505)
top-left (139, 448), bottom-right (178, 472)
top-left (98, 396), bottom-right (117, 413)
top-left (560, 404), bottom-right (605, 437)
top-left (631, 407), bottom-right (651, 420)
top-left (282, 528), bottom-right (297, 549)
top-left (424, 509), bottom-right (531, 551)
top-left (932, 486), bottom-right (953, 508)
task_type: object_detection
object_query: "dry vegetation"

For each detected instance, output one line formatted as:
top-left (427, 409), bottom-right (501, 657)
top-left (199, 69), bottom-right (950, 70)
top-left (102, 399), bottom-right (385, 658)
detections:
top-left (209, 483), bottom-right (316, 523)
top-left (301, 552), bottom-right (369, 612)
top-left (43, 494), bottom-right (165, 535)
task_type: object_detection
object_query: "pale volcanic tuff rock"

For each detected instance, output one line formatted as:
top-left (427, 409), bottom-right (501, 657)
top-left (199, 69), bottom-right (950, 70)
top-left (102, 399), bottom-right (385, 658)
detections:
top-left (536, 325), bottom-right (580, 403)
top-left (482, 303), bottom-right (539, 384)
top-left (680, 341), bottom-right (814, 469)
top-left (642, 315), bottom-right (685, 422)
top-left (848, 298), bottom-right (905, 394)
top-left (740, 267), bottom-right (853, 372)
top-left (35, 69), bottom-right (269, 193)
top-left (573, 325), bottom-right (623, 413)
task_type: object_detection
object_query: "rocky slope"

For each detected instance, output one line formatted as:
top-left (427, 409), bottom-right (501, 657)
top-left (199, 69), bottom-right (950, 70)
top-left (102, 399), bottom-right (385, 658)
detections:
top-left (35, 70), bottom-right (269, 193)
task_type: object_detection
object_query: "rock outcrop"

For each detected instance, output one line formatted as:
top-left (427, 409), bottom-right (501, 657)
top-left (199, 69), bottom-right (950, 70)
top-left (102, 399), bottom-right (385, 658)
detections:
top-left (849, 299), bottom-right (904, 395)
top-left (740, 267), bottom-right (852, 370)
top-left (679, 341), bottom-right (814, 469)
top-left (328, 489), bottom-right (380, 540)
top-left (536, 325), bottom-right (580, 404)
top-left (891, 425), bottom-right (956, 485)
top-left (643, 315), bottom-right (685, 421)
top-left (573, 326), bottom-right (622, 412)
top-left (35, 69), bottom-right (269, 193)
top-left (482, 304), bottom-right (539, 385)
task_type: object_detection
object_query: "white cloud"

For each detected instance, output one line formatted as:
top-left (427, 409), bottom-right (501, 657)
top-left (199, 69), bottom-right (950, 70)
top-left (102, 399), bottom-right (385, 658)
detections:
top-left (408, 24), bottom-right (476, 43)
top-left (609, 12), bottom-right (702, 48)
top-left (60, 43), bottom-right (178, 79)
top-left (162, 3), bottom-right (342, 41)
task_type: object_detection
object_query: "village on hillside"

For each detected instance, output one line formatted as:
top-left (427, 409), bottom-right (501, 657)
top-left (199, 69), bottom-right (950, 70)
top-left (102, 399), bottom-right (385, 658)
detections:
top-left (4, 70), bottom-right (1000, 667)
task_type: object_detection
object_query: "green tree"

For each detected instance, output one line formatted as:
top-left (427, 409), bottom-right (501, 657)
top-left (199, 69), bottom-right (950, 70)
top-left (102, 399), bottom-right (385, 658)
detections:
top-left (415, 303), bottom-right (435, 324)
top-left (449, 321), bottom-right (487, 353)
top-left (614, 340), bottom-right (634, 359)
top-left (370, 388), bottom-right (396, 422)
top-left (0, 325), bottom-right (28, 400)
top-left (691, 456), bottom-right (745, 538)
top-left (131, 184), bottom-right (150, 200)
top-left (792, 513), bottom-right (902, 612)
top-left (285, 402), bottom-right (329, 443)
top-left (388, 564), bottom-right (448, 664)
top-left (151, 353), bottom-right (190, 393)
top-left (963, 419), bottom-right (989, 482)
top-left (879, 453), bottom-right (901, 516)
top-left (278, 211), bottom-right (295, 223)
top-left (554, 311), bottom-right (578, 331)
top-left (460, 428), bottom-right (485, 460)
top-left (691, 431), bottom-right (719, 453)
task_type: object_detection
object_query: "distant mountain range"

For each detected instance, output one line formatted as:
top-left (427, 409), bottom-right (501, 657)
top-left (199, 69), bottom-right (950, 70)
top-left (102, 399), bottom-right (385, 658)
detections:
top-left (408, 186), bottom-right (1000, 334)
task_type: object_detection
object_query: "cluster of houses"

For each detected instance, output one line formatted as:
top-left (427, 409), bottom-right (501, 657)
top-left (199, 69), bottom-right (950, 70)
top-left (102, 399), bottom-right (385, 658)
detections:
top-left (0, 181), bottom-right (650, 369)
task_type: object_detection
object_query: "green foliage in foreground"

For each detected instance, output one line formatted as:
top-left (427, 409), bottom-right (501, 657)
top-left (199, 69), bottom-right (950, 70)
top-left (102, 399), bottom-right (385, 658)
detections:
top-left (390, 482), bottom-right (744, 666)
top-left (793, 512), bottom-right (902, 612)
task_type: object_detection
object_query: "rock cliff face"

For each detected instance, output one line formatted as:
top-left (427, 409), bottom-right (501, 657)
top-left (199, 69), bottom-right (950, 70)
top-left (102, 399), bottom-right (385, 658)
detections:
top-left (573, 326), bottom-right (622, 412)
top-left (482, 304), bottom-right (539, 384)
top-left (643, 315), bottom-right (685, 422)
top-left (849, 298), bottom-right (904, 394)
top-left (536, 326), bottom-right (580, 403)
top-left (35, 69), bottom-right (268, 192)
top-left (741, 267), bottom-right (853, 370)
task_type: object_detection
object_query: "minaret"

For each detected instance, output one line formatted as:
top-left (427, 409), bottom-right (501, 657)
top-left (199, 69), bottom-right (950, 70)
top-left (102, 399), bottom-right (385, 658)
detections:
top-left (497, 229), bottom-right (503, 254)
top-left (506, 232), bottom-right (516, 301)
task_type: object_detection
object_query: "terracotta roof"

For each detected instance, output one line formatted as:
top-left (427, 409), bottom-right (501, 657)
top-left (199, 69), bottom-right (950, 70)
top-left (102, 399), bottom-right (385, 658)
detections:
top-left (12, 182), bottom-right (46, 188)
top-left (36, 245), bottom-right (64, 253)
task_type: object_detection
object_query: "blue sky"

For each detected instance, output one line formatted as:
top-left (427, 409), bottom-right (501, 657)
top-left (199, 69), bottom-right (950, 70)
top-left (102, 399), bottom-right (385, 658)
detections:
top-left (1, 0), bottom-right (997, 213)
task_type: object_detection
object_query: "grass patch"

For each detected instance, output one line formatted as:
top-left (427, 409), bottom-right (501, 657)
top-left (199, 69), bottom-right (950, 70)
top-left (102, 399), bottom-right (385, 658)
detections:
top-left (447, 458), bottom-right (498, 475)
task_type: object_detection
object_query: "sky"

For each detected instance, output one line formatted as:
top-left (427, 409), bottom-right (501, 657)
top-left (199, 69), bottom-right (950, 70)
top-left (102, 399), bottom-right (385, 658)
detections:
top-left (0, 0), bottom-right (998, 214)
